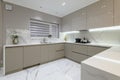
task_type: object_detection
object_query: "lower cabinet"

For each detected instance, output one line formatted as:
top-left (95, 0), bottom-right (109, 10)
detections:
top-left (65, 43), bottom-right (73, 59)
top-left (65, 43), bottom-right (90, 63)
top-left (55, 44), bottom-right (65, 59)
top-left (5, 47), bottom-right (23, 74)
top-left (65, 43), bottom-right (109, 63)
top-left (23, 46), bottom-right (41, 68)
top-left (71, 51), bottom-right (89, 63)
top-left (40, 45), bottom-right (55, 64)
top-left (40, 44), bottom-right (65, 64)
top-left (87, 46), bottom-right (108, 56)
top-left (4, 43), bottom-right (65, 74)
top-left (4, 43), bottom-right (109, 74)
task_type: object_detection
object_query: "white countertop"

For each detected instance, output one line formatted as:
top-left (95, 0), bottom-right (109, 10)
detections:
top-left (4, 42), bottom-right (119, 48)
top-left (66, 42), bottom-right (120, 47)
top-left (82, 46), bottom-right (120, 77)
top-left (4, 42), bottom-right (65, 48)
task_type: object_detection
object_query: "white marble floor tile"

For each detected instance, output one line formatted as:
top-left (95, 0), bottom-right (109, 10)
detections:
top-left (0, 58), bottom-right (80, 80)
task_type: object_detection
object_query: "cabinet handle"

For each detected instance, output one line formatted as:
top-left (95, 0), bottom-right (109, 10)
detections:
top-left (56, 49), bottom-right (64, 52)
top-left (72, 51), bottom-right (91, 57)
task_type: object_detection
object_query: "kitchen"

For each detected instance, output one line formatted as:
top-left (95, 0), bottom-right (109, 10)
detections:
top-left (0, 0), bottom-right (120, 80)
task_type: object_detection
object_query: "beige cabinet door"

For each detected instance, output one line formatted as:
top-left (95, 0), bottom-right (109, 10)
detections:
top-left (62, 15), bottom-right (72, 32)
top-left (87, 0), bottom-right (113, 29)
top-left (62, 8), bottom-right (86, 32)
top-left (72, 8), bottom-right (87, 30)
top-left (55, 44), bottom-right (65, 59)
top-left (114, 0), bottom-right (120, 26)
top-left (65, 43), bottom-right (73, 59)
top-left (23, 46), bottom-right (41, 68)
top-left (40, 45), bottom-right (56, 64)
top-left (5, 47), bottom-right (23, 74)
top-left (87, 46), bottom-right (108, 56)
top-left (48, 45), bottom-right (56, 61)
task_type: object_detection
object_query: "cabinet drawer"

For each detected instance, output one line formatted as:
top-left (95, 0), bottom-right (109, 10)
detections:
top-left (71, 52), bottom-right (90, 63)
top-left (55, 44), bottom-right (64, 51)
top-left (56, 50), bottom-right (64, 59)
top-left (72, 44), bottom-right (87, 54)
top-left (87, 46), bottom-right (108, 56)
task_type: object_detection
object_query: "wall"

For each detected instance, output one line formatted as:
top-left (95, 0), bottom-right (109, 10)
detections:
top-left (2, 2), bottom-right (62, 45)
top-left (0, 0), bottom-right (3, 65)
top-left (0, 2), bottom-right (62, 63)
top-left (60, 29), bottom-right (120, 45)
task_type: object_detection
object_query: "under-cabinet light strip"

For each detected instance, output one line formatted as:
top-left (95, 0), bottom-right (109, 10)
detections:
top-left (89, 26), bottom-right (120, 32)
top-left (63, 31), bottom-right (80, 34)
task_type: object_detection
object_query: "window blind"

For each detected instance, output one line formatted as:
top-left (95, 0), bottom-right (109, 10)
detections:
top-left (50, 24), bottom-right (59, 38)
top-left (30, 19), bottom-right (59, 38)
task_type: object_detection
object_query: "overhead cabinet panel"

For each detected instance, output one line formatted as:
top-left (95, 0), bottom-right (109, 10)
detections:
top-left (62, 8), bottom-right (87, 32)
top-left (87, 0), bottom-right (113, 29)
top-left (71, 8), bottom-right (87, 30)
top-left (62, 15), bottom-right (72, 32)
top-left (114, 0), bottom-right (120, 26)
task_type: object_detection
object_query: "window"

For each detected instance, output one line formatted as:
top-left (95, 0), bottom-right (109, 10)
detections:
top-left (30, 19), bottom-right (59, 38)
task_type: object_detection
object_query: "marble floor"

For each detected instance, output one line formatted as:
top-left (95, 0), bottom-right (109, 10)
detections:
top-left (0, 58), bottom-right (80, 80)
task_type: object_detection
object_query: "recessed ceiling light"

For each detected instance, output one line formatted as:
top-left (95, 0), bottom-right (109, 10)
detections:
top-left (62, 2), bottom-right (66, 6)
top-left (40, 6), bottom-right (42, 8)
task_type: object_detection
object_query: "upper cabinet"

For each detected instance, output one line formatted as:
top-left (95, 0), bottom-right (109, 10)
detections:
top-left (62, 14), bottom-right (72, 32)
top-left (114, 0), bottom-right (120, 26)
top-left (62, 0), bottom-right (114, 32)
top-left (86, 0), bottom-right (113, 29)
top-left (62, 8), bottom-right (87, 32)
top-left (71, 8), bottom-right (87, 31)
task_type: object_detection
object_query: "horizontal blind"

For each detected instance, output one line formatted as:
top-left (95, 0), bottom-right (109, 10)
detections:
top-left (30, 21), bottom-right (50, 37)
top-left (50, 24), bottom-right (59, 38)
top-left (30, 19), bottom-right (59, 38)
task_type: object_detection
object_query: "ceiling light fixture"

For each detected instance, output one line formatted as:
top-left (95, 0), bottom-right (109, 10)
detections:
top-left (40, 6), bottom-right (42, 8)
top-left (62, 2), bottom-right (66, 6)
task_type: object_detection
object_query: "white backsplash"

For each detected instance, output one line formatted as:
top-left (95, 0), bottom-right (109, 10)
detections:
top-left (6, 29), bottom-right (63, 45)
top-left (6, 29), bottom-right (120, 45)
top-left (60, 30), bottom-right (120, 45)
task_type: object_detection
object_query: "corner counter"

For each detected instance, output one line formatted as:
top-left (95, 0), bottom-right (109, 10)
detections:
top-left (81, 46), bottom-right (120, 80)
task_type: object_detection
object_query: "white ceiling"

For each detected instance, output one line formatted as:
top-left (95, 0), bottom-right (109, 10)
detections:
top-left (3, 0), bottom-right (99, 17)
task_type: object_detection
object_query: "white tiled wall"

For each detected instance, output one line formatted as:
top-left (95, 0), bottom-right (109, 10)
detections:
top-left (60, 30), bottom-right (120, 45)
top-left (6, 29), bottom-right (64, 45)
top-left (6, 29), bottom-right (31, 45)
